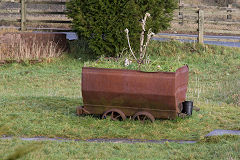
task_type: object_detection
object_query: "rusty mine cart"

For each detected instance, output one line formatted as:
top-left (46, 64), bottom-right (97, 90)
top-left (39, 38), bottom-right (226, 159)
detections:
top-left (76, 65), bottom-right (189, 122)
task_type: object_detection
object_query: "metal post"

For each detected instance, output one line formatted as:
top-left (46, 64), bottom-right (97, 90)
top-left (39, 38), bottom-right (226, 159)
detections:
top-left (21, 0), bottom-right (26, 31)
top-left (198, 9), bottom-right (204, 44)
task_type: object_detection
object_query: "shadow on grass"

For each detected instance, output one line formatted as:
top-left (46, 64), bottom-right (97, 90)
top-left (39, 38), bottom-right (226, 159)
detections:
top-left (8, 96), bottom-right (83, 116)
top-left (67, 39), bottom-right (97, 61)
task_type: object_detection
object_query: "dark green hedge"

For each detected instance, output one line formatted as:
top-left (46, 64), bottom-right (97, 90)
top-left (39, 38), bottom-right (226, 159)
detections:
top-left (67, 0), bottom-right (177, 56)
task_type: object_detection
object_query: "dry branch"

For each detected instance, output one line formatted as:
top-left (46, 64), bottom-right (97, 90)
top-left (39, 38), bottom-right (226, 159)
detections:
top-left (125, 12), bottom-right (155, 66)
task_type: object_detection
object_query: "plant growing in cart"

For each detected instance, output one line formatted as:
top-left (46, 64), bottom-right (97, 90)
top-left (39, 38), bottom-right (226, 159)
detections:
top-left (83, 13), bottom-right (185, 72)
top-left (124, 12), bottom-right (155, 69)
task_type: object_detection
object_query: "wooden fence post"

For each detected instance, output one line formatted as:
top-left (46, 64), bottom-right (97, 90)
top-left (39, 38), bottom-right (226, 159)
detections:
top-left (198, 9), bottom-right (204, 44)
top-left (178, 0), bottom-right (184, 25)
top-left (227, 4), bottom-right (232, 20)
top-left (21, 0), bottom-right (26, 31)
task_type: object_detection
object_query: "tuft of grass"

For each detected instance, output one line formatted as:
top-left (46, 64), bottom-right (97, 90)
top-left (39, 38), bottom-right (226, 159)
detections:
top-left (6, 143), bottom-right (41, 160)
top-left (200, 135), bottom-right (240, 143)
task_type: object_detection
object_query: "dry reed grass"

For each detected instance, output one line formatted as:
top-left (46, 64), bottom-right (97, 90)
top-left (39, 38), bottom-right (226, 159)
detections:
top-left (0, 28), bottom-right (19, 34)
top-left (0, 33), bottom-right (63, 61)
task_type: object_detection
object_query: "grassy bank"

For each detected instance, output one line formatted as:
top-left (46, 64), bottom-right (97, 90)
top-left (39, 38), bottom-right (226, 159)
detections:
top-left (0, 40), bottom-right (239, 158)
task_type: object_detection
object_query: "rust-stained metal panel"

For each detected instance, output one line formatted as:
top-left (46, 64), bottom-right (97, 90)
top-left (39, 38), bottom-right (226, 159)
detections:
top-left (82, 65), bottom-right (189, 119)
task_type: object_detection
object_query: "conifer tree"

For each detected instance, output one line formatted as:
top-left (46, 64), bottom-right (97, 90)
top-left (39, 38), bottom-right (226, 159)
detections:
top-left (67, 0), bottom-right (177, 56)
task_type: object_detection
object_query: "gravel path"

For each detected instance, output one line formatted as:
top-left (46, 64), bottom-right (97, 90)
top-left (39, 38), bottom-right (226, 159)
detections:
top-left (0, 136), bottom-right (197, 144)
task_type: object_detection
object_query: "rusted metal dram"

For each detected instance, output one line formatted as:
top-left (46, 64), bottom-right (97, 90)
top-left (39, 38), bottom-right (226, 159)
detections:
top-left (81, 65), bottom-right (189, 120)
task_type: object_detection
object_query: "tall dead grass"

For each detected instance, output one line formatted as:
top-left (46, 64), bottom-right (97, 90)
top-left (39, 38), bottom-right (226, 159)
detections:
top-left (0, 34), bottom-right (63, 61)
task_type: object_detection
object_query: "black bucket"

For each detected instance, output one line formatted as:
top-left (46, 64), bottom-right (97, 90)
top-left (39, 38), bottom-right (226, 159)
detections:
top-left (182, 101), bottom-right (193, 115)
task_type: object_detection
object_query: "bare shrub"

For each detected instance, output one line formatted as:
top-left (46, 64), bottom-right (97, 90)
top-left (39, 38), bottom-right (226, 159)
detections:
top-left (125, 13), bottom-right (155, 68)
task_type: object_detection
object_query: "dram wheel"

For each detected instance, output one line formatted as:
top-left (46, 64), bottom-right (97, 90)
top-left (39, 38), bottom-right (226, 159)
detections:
top-left (102, 109), bottom-right (126, 121)
top-left (133, 111), bottom-right (155, 123)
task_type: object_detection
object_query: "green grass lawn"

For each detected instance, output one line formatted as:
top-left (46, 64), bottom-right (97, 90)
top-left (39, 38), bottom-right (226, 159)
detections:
top-left (0, 41), bottom-right (240, 159)
top-left (0, 136), bottom-right (239, 159)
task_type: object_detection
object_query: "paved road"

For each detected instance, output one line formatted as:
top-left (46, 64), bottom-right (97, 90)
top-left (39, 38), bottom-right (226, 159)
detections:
top-left (153, 33), bottom-right (240, 48)
top-left (65, 32), bottom-right (240, 48)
